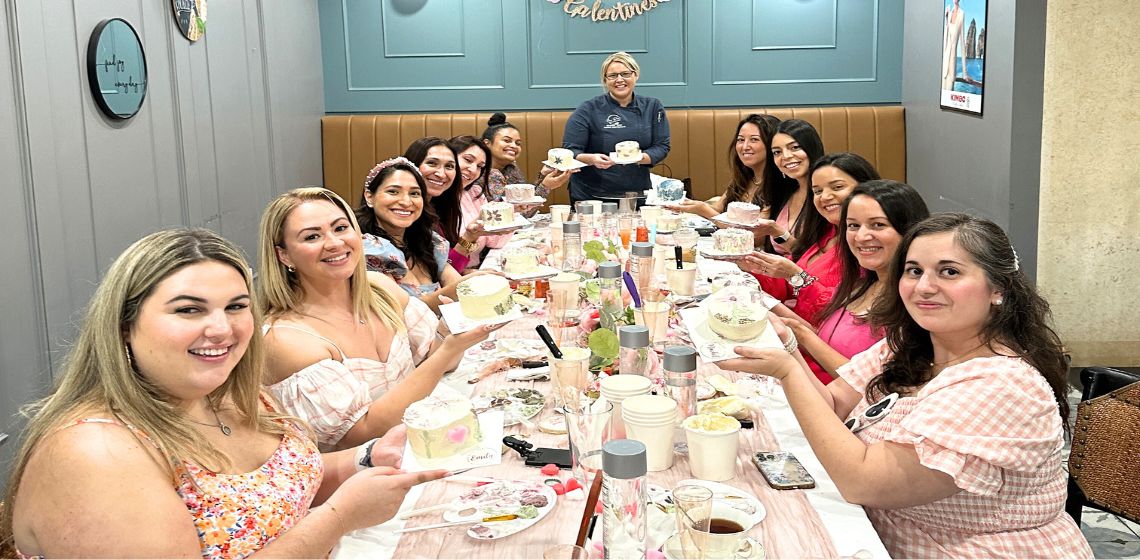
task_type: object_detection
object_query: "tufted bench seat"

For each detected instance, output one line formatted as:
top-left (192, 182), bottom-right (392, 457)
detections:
top-left (321, 106), bottom-right (906, 207)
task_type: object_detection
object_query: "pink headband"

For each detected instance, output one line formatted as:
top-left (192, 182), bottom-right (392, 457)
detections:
top-left (363, 156), bottom-right (421, 189)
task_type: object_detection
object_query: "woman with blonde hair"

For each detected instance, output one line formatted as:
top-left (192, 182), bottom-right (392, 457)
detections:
top-left (258, 187), bottom-right (495, 450)
top-left (1, 228), bottom-right (445, 558)
top-left (563, 51), bottom-right (671, 203)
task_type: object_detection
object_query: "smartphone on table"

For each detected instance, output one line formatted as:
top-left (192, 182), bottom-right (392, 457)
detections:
top-left (752, 451), bottom-right (816, 490)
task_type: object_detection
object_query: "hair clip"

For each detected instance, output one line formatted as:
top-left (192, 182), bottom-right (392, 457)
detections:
top-left (1010, 245), bottom-right (1020, 272)
top-left (363, 156), bottom-right (420, 189)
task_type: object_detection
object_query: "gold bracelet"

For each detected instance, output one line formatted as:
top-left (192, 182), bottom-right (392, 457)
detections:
top-left (326, 503), bottom-right (349, 535)
top-left (457, 238), bottom-right (477, 253)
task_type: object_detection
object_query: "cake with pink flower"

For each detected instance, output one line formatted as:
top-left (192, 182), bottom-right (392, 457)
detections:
top-left (403, 392), bottom-right (483, 464)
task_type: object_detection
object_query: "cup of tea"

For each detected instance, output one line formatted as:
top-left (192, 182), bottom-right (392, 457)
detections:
top-left (684, 502), bottom-right (762, 560)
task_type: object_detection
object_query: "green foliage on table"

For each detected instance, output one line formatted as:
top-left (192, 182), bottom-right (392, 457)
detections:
top-left (588, 328), bottom-right (619, 362)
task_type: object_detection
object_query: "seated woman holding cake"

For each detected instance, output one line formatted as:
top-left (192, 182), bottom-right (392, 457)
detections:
top-left (482, 113), bottom-right (573, 217)
top-left (785, 180), bottom-right (929, 384)
top-left (720, 214), bottom-right (1092, 559)
top-left (563, 51), bottom-right (670, 204)
top-left (258, 187), bottom-right (496, 449)
top-left (762, 119), bottom-right (826, 255)
top-left (740, 153), bottom-right (882, 359)
top-left (1, 228), bottom-right (447, 558)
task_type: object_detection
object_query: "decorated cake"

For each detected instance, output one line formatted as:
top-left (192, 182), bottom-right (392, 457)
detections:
top-left (504, 184), bottom-right (535, 203)
top-left (547, 148), bottom-right (575, 168)
top-left (726, 201), bottom-right (762, 224)
top-left (710, 271), bottom-right (760, 293)
top-left (712, 228), bottom-right (754, 255)
top-left (457, 274), bottom-right (514, 319)
top-left (657, 179), bottom-right (685, 202)
top-left (481, 201), bottom-right (515, 229)
top-left (615, 140), bottom-right (641, 160)
top-left (657, 211), bottom-right (682, 233)
top-left (707, 287), bottom-right (768, 341)
top-left (502, 247), bottom-right (540, 275)
top-left (403, 392), bottom-right (483, 464)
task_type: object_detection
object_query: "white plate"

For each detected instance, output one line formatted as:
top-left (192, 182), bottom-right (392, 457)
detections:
top-left (400, 411), bottom-right (504, 472)
top-left (673, 478), bottom-right (767, 526)
top-left (439, 301), bottom-right (524, 334)
top-left (541, 158), bottom-right (588, 171)
top-left (440, 479), bottom-right (558, 540)
top-left (483, 215), bottom-right (532, 233)
top-left (609, 152), bottom-right (643, 165)
top-left (662, 533), bottom-right (764, 560)
top-left (678, 305), bottom-right (782, 363)
top-left (504, 264), bottom-right (560, 281)
top-left (711, 212), bottom-right (763, 228)
top-left (506, 196), bottom-right (546, 206)
top-left (700, 246), bottom-right (752, 260)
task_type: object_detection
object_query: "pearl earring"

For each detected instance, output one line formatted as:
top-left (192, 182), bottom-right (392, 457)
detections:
top-left (286, 265), bottom-right (295, 273)
top-left (994, 298), bottom-right (1003, 305)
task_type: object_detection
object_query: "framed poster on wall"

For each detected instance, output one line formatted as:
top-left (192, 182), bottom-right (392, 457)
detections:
top-left (940, 0), bottom-right (987, 115)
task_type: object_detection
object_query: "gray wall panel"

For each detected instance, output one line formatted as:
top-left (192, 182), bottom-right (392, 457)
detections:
top-left (0, 0), bottom-right (324, 487)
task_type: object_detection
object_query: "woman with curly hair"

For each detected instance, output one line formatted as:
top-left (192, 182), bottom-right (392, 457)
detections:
top-left (721, 213), bottom-right (1092, 559)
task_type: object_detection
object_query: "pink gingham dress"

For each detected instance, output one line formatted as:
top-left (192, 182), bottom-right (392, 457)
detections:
top-left (266, 297), bottom-right (438, 449)
top-left (837, 340), bottom-right (1093, 559)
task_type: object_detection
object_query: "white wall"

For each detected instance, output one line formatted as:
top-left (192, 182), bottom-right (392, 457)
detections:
top-left (0, 0), bottom-right (323, 475)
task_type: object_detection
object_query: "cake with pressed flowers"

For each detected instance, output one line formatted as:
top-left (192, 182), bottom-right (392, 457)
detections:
top-left (547, 148), bottom-right (574, 168)
top-left (404, 392), bottom-right (483, 464)
top-left (502, 247), bottom-right (540, 275)
top-left (504, 184), bottom-right (535, 203)
top-left (615, 141), bottom-right (641, 160)
top-left (712, 228), bottom-right (754, 255)
top-left (657, 179), bottom-right (685, 202)
top-left (457, 275), bottom-right (514, 319)
top-left (726, 201), bottom-right (761, 224)
top-left (481, 201), bottom-right (514, 229)
top-left (707, 287), bottom-right (768, 341)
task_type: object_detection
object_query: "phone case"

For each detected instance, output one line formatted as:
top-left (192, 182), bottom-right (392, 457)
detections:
top-left (752, 451), bottom-right (816, 489)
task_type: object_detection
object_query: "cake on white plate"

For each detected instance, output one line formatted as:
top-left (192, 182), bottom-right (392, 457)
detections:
top-left (726, 201), bottom-right (761, 224)
top-left (615, 140), bottom-right (641, 160)
top-left (712, 228), bottom-right (754, 255)
top-left (706, 287), bottom-right (769, 341)
top-left (502, 246), bottom-right (540, 275)
top-left (504, 184), bottom-right (535, 203)
top-left (547, 148), bottom-right (575, 168)
top-left (481, 201), bottom-right (515, 229)
top-left (457, 274), bottom-right (514, 319)
top-left (403, 391), bottom-right (483, 465)
top-left (657, 179), bottom-right (685, 203)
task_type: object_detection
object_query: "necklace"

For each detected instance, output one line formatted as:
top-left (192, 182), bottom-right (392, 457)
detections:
top-left (189, 400), bottom-right (232, 436)
top-left (930, 341), bottom-right (989, 369)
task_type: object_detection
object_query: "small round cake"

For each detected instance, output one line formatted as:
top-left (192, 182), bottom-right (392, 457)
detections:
top-left (726, 201), bottom-right (761, 224)
top-left (403, 392), bottom-right (483, 465)
top-left (504, 184), bottom-right (535, 203)
top-left (657, 179), bottom-right (685, 202)
top-left (712, 228), bottom-right (754, 255)
top-left (502, 247), bottom-right (540, 275)
top-left (707, 287), bottom-right (768, 341)
top-left (457, 275), bottom-right (514, 319)
top-left (657, 212), bottom-right (682, 233)
top-left (481, 201), bottom-right (515, 229)
top-left (615, 140), bottom-right (641, 160)
top-left (547, 148), bottom-right (574, 168)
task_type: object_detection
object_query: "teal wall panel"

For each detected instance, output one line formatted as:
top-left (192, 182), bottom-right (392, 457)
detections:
top-left (321, 0), bottom-right (903, 112)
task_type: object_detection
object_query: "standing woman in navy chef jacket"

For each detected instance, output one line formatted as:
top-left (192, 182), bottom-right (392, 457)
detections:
top-left (562, 51), bottom-right (671, 204)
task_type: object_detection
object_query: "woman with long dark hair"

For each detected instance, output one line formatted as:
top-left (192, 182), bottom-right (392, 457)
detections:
top-left (482, 113), bottom-right (573, 217)
top-left (440, 135), bottom-right (497, 272)
top-left (742, 153), bottom-right (880, 336)
top-left (766, 119), bottom-right (826, 255)
top-left (720, 214), bottom-right (1092, 559)
top-left (786, 180), bottom-right (929, 384)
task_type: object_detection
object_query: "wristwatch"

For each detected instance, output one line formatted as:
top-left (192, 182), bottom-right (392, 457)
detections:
top-left (773, 231), bottom-right (791, 244)
top-left (787, 271), bottom-right (808, 288)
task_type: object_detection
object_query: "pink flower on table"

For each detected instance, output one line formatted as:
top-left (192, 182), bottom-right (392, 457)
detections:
top-left (578, 309), bottom-right (600, 334)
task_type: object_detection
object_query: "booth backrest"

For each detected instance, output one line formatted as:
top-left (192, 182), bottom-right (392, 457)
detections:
top-left (321, 106), bottom-right (905, 207)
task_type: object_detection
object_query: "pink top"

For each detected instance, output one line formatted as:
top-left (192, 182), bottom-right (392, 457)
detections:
top-left (837, 340), bottom-right (1093, 559)
top-left (265, 298), bottom-right (437, 449)
top-left (18, 399), bottom-right (322, 560)
top-left (771, 204), bottom-right (792, 256)
top-left (802, 307), bottom-right (882, 384)
top-left (755, 226), bottom-right (841, 325)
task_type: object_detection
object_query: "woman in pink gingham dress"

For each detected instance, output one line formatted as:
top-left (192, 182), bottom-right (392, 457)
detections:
top-left (721, 213), bottom-right (1092, 559)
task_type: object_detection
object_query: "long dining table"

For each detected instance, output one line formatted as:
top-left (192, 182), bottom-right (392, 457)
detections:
top-left (333, 226), bottom-right (890, 559)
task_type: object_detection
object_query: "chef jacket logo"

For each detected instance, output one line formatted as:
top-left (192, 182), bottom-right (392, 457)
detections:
top-left (604, 114), bottom-right (625, 129)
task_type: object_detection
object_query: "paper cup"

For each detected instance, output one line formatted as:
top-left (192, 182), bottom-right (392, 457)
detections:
top-left (600, 375), bottom-right (653, 439)
top-left (550, 204), bottom-right (571, 224)
top-left (622, 395), bottom-right (677, 471)
top-left (683, 414), bottom-right (741, 481)
top-left (665, 262), bottom-right (698, 296)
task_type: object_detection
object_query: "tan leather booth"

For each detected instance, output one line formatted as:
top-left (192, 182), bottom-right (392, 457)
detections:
top-left (321, 107), bottom-right (905, 207)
